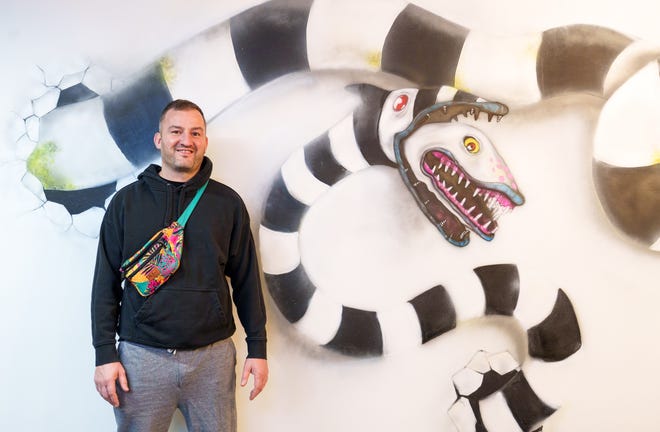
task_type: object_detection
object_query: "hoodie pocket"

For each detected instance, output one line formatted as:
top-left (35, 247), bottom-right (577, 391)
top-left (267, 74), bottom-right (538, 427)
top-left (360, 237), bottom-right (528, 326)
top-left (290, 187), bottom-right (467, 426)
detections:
top-left (134, 287), bottom-right (228, 346)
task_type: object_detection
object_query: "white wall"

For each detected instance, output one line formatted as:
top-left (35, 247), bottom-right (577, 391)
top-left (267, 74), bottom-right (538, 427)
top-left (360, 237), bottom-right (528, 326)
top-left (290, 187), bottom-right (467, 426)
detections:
top-left (1, 1), bottom-right (658, 431)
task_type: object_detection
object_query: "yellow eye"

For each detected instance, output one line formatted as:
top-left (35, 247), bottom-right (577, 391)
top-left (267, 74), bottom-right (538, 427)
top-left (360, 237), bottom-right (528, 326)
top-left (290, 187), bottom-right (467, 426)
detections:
top-left (464, 136), bottom-right (480, 154)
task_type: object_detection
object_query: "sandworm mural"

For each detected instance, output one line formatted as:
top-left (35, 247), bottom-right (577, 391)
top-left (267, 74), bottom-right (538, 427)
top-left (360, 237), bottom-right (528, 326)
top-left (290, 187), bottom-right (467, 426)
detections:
top-left (11, 0), bottom-right (660, 430)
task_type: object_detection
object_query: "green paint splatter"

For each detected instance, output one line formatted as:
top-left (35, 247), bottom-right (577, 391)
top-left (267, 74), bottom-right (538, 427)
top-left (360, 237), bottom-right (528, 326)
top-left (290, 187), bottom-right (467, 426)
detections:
top-left (160, 56), bottom-right (176, 86)
top-left (26, 141), bottom-right (75, 190)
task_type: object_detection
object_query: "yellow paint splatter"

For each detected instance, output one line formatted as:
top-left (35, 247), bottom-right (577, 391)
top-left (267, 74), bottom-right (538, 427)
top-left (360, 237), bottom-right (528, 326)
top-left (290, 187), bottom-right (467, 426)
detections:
top-left (652, 149), bottom-right (660, 164)
top-left (453, 74), bottom-right (471, 93)
top-left (159, 56), bottom-right (176, 86)
top-left (366, 51), bottom-right (381, 69)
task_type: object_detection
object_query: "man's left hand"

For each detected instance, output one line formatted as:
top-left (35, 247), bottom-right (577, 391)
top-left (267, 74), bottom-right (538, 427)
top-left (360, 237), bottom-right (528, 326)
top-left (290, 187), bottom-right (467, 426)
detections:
top-left (240, 358), bottom-right (268, 400)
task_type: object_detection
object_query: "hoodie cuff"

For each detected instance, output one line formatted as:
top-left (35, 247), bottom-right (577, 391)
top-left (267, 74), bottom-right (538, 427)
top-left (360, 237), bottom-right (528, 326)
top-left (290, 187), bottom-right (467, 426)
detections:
top-left (246, 339), bottom-right (267, 360)
top-left (95, 343), bottom-right (120, 366)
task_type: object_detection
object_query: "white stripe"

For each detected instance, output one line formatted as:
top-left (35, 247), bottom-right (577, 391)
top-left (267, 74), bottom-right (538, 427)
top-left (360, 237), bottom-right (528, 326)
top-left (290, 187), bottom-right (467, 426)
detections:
top-left (164, 22), bottom-right (251, 119)
top-left (480, 392), bottom-right (524, 432)
top-left (306, 0), bottom-right (408, 71)
top-left (603, 39), bottom-right (660, 97)
top-left (328, 114), bottom-right (370, 173)
top-left (436, 85), bottom-right (459, 102)
top-left (281, 148), bottom-right (330, 206)
top-left (514, 264), bottom-right (565, 329)
top-left (258, 226), bottom-right (300, 275)
top-left (294, 290), bottom-right (343, 345)
top-left (595, 60), bottom-right (660, 167)
top-left (448, 397), bottom-right (477, 432)
top-left (378, 302), bottom-right (422, 355)
top-left (443, 270), bottom-right (486, 323)
top-left (521, 358), bottom-right (562, 410)
top-left (455, 31), bottom-right (542, 106)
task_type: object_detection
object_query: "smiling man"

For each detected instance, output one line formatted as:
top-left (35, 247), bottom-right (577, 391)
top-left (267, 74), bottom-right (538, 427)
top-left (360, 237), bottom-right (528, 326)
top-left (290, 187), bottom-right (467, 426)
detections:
top-left (91, 99), bottom-right (268, 432)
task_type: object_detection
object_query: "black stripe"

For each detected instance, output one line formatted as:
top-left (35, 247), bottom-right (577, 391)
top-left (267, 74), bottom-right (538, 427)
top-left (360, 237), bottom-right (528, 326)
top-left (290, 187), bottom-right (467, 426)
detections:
top-left (527, 289), bottom-right (582, 362)
top-left (593, 161), bottom-right (660, 246)
top-left (304, 133), bottom-right (350, 186)
top-left (537, 25), bottom-right (633, 97)
top-left (382, 4), bottom-right (468, 87)
top-left (324, 306), bottom-right (383, 356)
top-left (350, 84), bottom-right (397, 168)
top-left (265, 265), bottom-right (316, 323)
top-left (57, 83), bottom-right (98, 107)
top-left (501, 372), bottom-right (556, 431)
top-left (409, 285), bottom-right (456, 343)
top-left (230, 0), bottom-right (312, 89)
top-left (473, 264), bottom-right (520, 316)
top-left (413, 88), bottom-right (441, 117)
top-left (44, 182), bottom-right (117, 215)
top-left (261, 173), bottom-right (308, 233)
top-left (102, 65), bottom-right (170, 166)
top-left (466, 369), bottom-right (520, 431)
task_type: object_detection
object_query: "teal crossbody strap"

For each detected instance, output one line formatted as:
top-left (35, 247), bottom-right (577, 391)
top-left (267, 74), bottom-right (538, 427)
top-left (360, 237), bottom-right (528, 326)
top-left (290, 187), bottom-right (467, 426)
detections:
top-left (177, 181), bottom-right (209, 227)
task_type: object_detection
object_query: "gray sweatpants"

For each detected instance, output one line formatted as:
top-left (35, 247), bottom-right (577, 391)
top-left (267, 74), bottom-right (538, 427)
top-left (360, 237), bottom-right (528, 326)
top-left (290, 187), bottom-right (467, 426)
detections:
top-left (115, 339), bottom-right (237, 432)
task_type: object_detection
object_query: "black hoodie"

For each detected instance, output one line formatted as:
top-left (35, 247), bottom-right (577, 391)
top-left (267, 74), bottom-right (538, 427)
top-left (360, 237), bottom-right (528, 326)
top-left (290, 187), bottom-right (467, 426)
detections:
top-left (91, 157), bottom-right (266, 366)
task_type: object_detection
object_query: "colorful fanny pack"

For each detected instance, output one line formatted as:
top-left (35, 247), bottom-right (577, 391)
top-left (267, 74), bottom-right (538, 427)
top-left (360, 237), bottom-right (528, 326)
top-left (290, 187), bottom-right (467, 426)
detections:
top-left (119, 181), bottom-right (209, 296)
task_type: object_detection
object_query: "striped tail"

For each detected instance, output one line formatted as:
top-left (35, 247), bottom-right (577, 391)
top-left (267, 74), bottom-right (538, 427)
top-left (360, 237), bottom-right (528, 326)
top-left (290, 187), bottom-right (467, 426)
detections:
top-left (22, 0), bottom-right (659, 247)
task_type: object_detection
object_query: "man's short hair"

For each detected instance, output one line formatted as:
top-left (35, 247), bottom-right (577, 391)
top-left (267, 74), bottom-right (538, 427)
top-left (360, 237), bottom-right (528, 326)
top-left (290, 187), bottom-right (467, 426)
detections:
top-left (159, 99), bottom-right (206, 129)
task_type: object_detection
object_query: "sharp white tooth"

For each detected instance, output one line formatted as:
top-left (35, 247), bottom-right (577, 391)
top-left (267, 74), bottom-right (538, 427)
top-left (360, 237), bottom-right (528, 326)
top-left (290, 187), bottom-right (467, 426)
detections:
top-left (465, 179), bottom-right (470, 188)
top-left (475, 213), bottom-right (483, 221)
top-left (447, 186), bottom-right (453, 192)
top-left (442, 180), bottom-right (447, 187)
top-left (458, 175), bottom-right (464, 184)
top-left (483, 220), bottom-right (492, 229)
top-left (467, 206), bottom-right (476, 214)
top-left (451, 168), bottom-right (457, 176)
top-left (492, 226), bottom-right (499, 233)
top-left (444, 164), bottom-right (449, 173)
top-left (460, 198), bottom-right (466, 206)
top-left (435, 174), bottom-right (441, 181)
top-left (452, 192), bottom-right (458, 199)
top-left (431, 165), bottom-right (437, 173)
top-left (473, 189), bottom-right (480, 197)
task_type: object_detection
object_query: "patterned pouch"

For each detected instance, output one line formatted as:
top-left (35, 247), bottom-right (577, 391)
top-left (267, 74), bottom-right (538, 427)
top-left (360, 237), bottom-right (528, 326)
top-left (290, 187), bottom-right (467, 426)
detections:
top-left (119, 181), bottom-right (208, 296)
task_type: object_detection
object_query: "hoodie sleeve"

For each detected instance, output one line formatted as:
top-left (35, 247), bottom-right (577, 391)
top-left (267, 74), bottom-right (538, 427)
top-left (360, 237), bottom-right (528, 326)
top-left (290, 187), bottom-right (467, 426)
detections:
top-left (91, 195), bottom-right (125, 366)
top-left (225, 197), bottom-right (267, 359)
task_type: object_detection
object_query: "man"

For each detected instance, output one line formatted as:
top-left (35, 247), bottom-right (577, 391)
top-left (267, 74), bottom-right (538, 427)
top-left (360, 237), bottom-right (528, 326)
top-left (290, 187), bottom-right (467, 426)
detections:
top-left (92, 99), bottom-right (268, 431)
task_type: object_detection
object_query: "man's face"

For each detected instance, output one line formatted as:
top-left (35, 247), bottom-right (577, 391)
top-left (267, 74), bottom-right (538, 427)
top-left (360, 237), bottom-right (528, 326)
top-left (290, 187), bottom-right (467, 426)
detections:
top-left (154, 108), bottom-right (208, 181)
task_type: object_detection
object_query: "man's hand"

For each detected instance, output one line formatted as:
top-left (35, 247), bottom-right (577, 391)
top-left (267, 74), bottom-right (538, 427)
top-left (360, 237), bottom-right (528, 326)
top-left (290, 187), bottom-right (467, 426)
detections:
top-left (240, 358), bottom-right (268, 401)
top-left (94, 362), bottom-right (129, 407)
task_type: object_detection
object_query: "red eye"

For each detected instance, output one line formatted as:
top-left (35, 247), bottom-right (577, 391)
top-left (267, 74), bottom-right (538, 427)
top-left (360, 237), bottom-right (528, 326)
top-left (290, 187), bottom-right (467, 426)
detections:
top-left (393, 94), bottom-right (409, 112)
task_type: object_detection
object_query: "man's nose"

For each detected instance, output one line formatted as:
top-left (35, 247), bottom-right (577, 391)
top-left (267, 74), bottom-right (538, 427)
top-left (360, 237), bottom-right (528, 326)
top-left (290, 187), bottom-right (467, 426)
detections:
top-left (180, 131), bottom-right (193, 144)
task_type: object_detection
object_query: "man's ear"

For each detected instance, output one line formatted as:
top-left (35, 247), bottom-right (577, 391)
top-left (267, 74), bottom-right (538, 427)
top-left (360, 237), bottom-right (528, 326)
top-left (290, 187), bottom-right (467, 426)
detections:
top-left (153, 131), bottom-right (162, 149)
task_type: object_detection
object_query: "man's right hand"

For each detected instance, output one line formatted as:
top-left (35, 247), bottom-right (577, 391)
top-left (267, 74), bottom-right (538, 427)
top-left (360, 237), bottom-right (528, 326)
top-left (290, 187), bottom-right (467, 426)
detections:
top-left (94, 362), bottom-right (129, 407)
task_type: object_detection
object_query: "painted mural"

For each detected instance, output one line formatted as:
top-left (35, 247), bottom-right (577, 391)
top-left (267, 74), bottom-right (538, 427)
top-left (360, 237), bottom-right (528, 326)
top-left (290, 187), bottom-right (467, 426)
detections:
top-left (2, 0), bottom-right (659, 431)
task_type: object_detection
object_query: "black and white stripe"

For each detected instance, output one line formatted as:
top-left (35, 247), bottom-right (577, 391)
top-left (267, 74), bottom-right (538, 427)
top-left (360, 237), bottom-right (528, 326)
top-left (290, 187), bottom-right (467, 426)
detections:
top-left (259, 84), bottom-right (581, 358)
top-left (449, 351), bottom-right (556, 432)
top-left (34, 0), bottom-right (659, 250)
